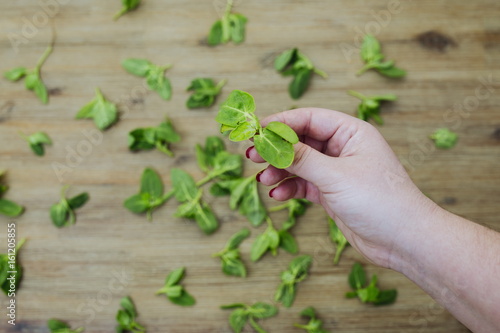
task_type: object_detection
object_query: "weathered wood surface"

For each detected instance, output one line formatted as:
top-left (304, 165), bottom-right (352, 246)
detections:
top-left (1, 0), bottom-right (499, 332)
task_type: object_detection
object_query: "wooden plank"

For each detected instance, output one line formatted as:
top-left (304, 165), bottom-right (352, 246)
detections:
top-left (1, 0), bottom-right (499, 332)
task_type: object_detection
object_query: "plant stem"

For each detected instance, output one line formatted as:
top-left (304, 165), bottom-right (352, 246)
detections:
top-left (35, 46), bottom-right (53, 71)
top-left (333, 242), bottom-right (346, 265)
top-left (113, 7), bottom-right (128, 21)
top-left (225, 0), bottom-right (234, 17)
top-left (356, 63), bottom-right (377, 76)
top-left (16, 238), bottom-right (27, 252)
top-left (268, 202), bottom-right (289, 213)
top-left (348, 90), bottom-right (367, 100)
top-left (216, 79), bottom-right (227, 92)
top-left (162, 189), bottom-right (176, 202)
top-left (313, 68), bottom-right (328, 79)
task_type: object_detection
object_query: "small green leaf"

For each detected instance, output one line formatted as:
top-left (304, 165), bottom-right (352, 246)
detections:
top-left (169, 290), bottom-right (196, 306)
top-left (208, 20), bottom-right (223, 46)
top-left (361, 34), bottom-right (382, 62)
top-left (76, 88), bottom-right (118, 130)
top-left (194, 204), bottom-right (219, 234)
top-left (300, 306), bottom-right (317, 319)
top-left (376, 66), bottom-right (406, 78)
top-left (122, 58), bottom-right (152, 77)
top-left (0, 199), bottom-right (24, 217)
top-left (123, 193), bottom-right (149, 213)
top-left (265, 121), bottom-right (299, 144)
top-left (275, 48), bottom-right (296, 71)
top-left (165, 267), bottom-right (185, 287)
top-left (430, 128), bottom-right (458, 149)
top-left (249, 302), bottom-right (278, 319)
top-left (250, 233), bottom-right (271, 262)
top-left (140, 168), bottom-right (164, 198)
top-left (289, 68), bottom-right (312, 99)
top-left (254, 128), bottom-right (295, 169)
top-left (114, 0), bottom-right (141, 20)
top-left (216, 90), bottom-right (256, 127)
top-left (50, 202), bottom-right (69, 228)
top-left (229, 122), bottom-right (257, 142)
top-left (67, 193), bottom-right (89, 210)
top-left (229, 309), bottom-right (248, 333)
top-left (348, 262), bottom-right (367, 290)
top-left (228, 13), bottom-right (247, 44)
top-left (171, 169), bottom-right (198, 202)
top-left (226, 228), bottom-right (251, 250)
top-left (374, 289), bottom-right (398, 305)
top-left (279, 230), bottom-right (298, 254)
top-left (4, 67), bottom-right (27, 81)
top-left (47, 319), bottom-right (70, 330)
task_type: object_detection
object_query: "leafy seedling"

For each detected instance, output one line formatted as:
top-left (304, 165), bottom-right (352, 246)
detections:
top-left (294, 307), bottom-right (330, 333)
top-left (19, 131), bottom-right (52, 156)
top-left (216, 90), bottom-right (299, 169)
top-left (221, 302), bottom-right (278, 333)
top-left (128, 118), bottom-right (181, 156)
top-left (156, 267), bottom-right (196, 306)
top-left (122, 58), bottom-right (173, 100)
top-left (213, 228), bottom-right (250, 277)
top-left (47, 319), bottom-right (84, 333)
top-left (171, 168), bottom-right (219, 234)
top-left (124, 168), bottom-right (171, 221)
top-left (346, 262), bottom-right (397, 305)
top-left (208, 0), bottom-right (247, 46)
top-left (251, 216), bottom-right (300, 261)
top-left (114, 0), bottom-right (141, 20)
top-left (348, 90), bottom-right (397, 125)
top-left (210, 175), bottom-right (266, 227)
top-left (357, 35), bottom-right (406, 78)
top-left (328, 218), bottom-right (349, 265)
top-left (4, 45), bottom-right (52, 104)
top-left (0, 170), bottom-right (24, 217)
top-left (50, 186), bottom-right (89, 228)
top-left (274, 48), bottom-right (328, 99)
top-left (76, 88), bottom-right (118, 130)
top-left (430, 128), bottom-right (458, 149)
top-left (186, 78), bottom-right (226, 108)
top-left (195, 136), bottom-right (243, 185)
top-left (275, 255), bottom-right (312, 307)
top-left (115, 296), bottom-right (146, 333)
top-left (269, 198), bottom-right (311, 230)
top-left (0, 238), bottom-right (26, 296)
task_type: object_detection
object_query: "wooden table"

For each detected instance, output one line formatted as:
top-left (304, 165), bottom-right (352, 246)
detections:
top-left (1, 1), bottom-right (499, 332)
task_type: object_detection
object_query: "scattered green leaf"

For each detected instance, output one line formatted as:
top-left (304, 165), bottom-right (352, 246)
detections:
top-left (171, 168), bottom-right (219, 234)
top-left (50, 186), bottom-right (89, 228)
top-left (114, 0), bottom-right (141, 21)
top-left (213, 228), bottom-right (250, 277)
top-left (186, 78), bottom-right (226, 109)
top-left (156, 267), bottom-right (196, 306)
top-left (221, 302), bottom-right (278, 333)
top-left (211, 175), bottom-right (266, 227)
top-left (216, 90), bottom-right (298, 169)
top-left (0, 171), bottom-right (24, 217)
top-left (294, 306), bottom-right (330, 333)
top-left (429, 128), bottom-right (458, 149)
top-left (48, 318), bottom-right (84, 333)
top-left (115, 296), bottom-right (146, 333)
top-left (76, 88), bottom-right (118, 130)
top-left (275, 255), bottom-right (312, 307)
top-left (357, 35), bottom-right (406, 78)
top-left (346, 262), bottom-right (397, 305)
top-left (4, 45), bottom-right (52, 104)
top-left (122, 58), bottom-right (173, 100)
top-left (19, 131), bottom-right (52, 156)
top-left (196, 136), bottom-right (243, 186)
top-left (348, 90), bottom-right (397, 125)
top-left (274, 48), bottom-right (328, 99)
top-left (0, 238), bottom-right (26, 296)
top-left (128, 118), bottom-right (181, 156)
top-left (124, 168), bottom-right (172, 221)
top-left (328, 218), bottom-right (349, 265)
top-left (208, 0), bottom-right (247, 46)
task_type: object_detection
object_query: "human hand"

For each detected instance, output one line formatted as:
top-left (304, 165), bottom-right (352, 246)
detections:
top-left (247, 108), bottom-right (437, 268)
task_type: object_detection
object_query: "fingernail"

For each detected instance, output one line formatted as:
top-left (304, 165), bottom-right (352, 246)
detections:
top-left (256, 170), bottom-right (264, 182)
top-left (245, 146), bottom-right (254, 159)
top-left (269, 188), bottom-right (276, 198)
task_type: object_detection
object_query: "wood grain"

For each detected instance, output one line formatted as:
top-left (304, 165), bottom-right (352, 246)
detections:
top-left (1, 0), bottom-right (499, 332)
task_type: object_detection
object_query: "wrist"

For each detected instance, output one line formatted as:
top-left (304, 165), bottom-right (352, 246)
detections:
top-left (386, 193), bottom-right (443, 274)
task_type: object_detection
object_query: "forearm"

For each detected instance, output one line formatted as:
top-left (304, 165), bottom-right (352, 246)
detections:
top-left (390, 202), bottom-right (500, 332)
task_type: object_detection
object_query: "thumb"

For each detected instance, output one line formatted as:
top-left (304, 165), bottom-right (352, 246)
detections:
top-left (287, 141), bottom-right (343, 186)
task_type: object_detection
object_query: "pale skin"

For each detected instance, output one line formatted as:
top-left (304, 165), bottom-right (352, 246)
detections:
top-left (247, 108), bottom-right (500, 333)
